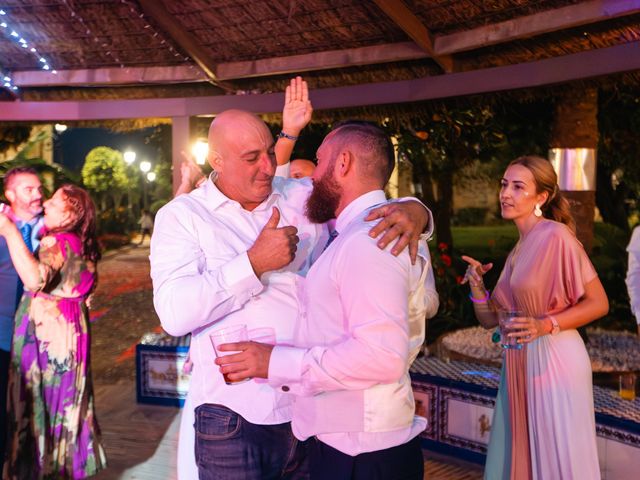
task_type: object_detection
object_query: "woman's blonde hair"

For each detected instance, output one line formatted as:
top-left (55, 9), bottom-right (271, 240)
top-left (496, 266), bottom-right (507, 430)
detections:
top-left (508, 155), bottom-right (575, 233)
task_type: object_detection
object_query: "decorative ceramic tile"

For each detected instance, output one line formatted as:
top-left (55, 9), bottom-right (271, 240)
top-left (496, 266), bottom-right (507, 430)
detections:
top-left (411, 357), bottom-right (501, 388)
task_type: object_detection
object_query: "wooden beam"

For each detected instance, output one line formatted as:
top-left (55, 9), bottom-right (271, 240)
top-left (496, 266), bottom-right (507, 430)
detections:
top-left (13, 65), bottom-right (207, 87)
top-left (372, 0), bottom-right (454, 72)
top-left (1, 41), bottom-right (639, 121)
top-left (137, 0), bottom-right (229, 90)
top-left (435, 0), bottom-right (640, 55)
top-left (10, 1), bottom-right (640, 87)
top-left (215, 42), bottom-right (428, 80)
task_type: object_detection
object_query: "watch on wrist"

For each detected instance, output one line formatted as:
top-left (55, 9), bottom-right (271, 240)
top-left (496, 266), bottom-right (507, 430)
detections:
top-left (548, 315), bottom-right (560, 335)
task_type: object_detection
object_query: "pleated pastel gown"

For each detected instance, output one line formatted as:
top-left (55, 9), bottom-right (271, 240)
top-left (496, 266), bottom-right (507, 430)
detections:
top-left (484, 219), bottom-right (600, 480)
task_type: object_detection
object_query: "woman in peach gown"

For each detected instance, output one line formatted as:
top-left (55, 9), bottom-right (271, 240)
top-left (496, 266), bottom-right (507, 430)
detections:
top-left (462, 156), bottom-right (608, 480)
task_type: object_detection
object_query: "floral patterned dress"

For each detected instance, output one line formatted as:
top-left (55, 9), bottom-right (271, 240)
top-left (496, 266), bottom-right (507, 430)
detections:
top-left (3, 233), bottom-right (106, 479)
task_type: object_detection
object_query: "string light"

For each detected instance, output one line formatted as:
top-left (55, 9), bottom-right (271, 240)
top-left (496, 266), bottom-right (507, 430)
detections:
top-left (61, 0), bottom-right (124, 67)
top-left (0, 6), bottom-right (57, 90)
top-left (119, 0), bottom-right (194, 66)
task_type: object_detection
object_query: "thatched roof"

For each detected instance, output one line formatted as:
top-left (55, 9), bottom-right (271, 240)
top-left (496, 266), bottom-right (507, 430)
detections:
top-left (0, 0), bottom-right (638, 121)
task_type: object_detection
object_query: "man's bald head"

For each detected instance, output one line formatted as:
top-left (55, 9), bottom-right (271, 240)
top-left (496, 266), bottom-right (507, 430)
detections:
top-left (290, 159), bottom-right (316, 179)
top-left (207, 110), bottom-right (272, 164)
top-left (206, 109), bottom-right (277, 211)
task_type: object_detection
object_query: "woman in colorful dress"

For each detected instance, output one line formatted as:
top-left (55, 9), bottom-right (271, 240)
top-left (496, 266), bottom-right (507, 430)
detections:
top-left (462, 156), bottom-right (608, 480)
top-left (0, 184), bottom-right (106, 479)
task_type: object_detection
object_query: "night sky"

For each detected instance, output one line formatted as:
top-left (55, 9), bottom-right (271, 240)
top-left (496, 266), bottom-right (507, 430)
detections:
top-left (54, 127), bottom-right (161, 174)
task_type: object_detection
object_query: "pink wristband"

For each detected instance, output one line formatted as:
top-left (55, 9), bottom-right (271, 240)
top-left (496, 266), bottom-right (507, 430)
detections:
top-left (469, 290), bottom-right (490, 304)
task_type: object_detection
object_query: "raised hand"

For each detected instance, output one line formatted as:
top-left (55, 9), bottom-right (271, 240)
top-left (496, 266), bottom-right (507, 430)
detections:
top-left (461, 255), bottom-right (493, 287)
top-left (247, 207), bottom-right (299, 278)
top-left (282, 76), bottom-right (313, 137)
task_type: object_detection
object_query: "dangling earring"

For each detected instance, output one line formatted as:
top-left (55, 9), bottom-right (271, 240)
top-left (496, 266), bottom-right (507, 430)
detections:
top-left (534, 203), bottom-right (542, 217)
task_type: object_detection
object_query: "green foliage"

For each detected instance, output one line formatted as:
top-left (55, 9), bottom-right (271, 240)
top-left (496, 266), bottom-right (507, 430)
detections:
top-left (96, 207), bottom-right (130, 236)
top-left (452, 207), bottom-right (490, 226)
top-left (81, 146), bottom-right (128, 193)
top-left (0, 129), bottom-right (79, 201)
top-left (0, 125), bottom-right (31, 153)
top-left (596, 88), bottom-right (640, 229)
top-left (590, 223), bottom-right (636, 332)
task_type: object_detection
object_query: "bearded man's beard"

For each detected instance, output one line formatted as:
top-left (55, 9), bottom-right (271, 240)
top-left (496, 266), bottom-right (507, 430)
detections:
top-left (305, 172), bottom-right (342, 224)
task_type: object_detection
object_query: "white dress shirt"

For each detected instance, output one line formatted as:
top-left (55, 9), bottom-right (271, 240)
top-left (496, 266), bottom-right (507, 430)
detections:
top-left (150, 173), bottom-right (326, 424)
top-left (626, 226), bottom-right (640, 325)
top-left (269, 190), bottom-right (439, 456)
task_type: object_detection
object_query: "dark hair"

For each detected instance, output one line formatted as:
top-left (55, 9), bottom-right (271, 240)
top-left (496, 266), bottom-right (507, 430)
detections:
top-left (50, 184), bottom-right (101, 263)
top-left (508, 155), bottom-right (575, 233)
top-left (331, 120), bottom-right (395, 184)
top-left (3, 167), bottom-right (39, 191)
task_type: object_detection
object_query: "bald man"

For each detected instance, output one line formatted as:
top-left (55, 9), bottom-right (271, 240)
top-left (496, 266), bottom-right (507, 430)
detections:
top-left (150, 110), bottom-right (430, 480)
top-left (289, 159), bottom-right (316, 179)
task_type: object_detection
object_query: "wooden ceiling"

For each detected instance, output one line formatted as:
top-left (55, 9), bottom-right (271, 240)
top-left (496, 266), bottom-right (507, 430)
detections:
top-left (0, 0), bottom-right (639, 119)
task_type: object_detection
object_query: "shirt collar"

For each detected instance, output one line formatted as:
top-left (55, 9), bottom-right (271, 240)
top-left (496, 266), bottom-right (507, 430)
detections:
top-left (14, 214), bottom-right (42, 229)
top-left (200, 172), bottom-right (281, 212)
top-left (335, 190), bottom-right (386, 233)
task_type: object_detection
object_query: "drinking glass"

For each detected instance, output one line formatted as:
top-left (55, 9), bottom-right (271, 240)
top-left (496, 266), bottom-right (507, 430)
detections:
top-left (248, 327), bottom-right (276, 345)
top-left (498, 310), bottom-right (524, 350)
top-left (619, 373), bottom-right (637, 401)
top-left (209, 324), bottom-right (250, 385)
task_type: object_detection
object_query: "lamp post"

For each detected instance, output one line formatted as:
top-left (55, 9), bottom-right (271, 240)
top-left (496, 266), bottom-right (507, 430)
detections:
top-left (139, 160), bottom-right (152, 210)
top-left (123, 150), bottom-right (136, 220)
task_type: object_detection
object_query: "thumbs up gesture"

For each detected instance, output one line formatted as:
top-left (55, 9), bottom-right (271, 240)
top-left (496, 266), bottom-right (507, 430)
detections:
top-left (248, 207), bottom-right (299, 278)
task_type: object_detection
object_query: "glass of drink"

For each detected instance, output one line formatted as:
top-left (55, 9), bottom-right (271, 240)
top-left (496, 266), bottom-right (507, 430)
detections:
top-left (248, 327), bottom-right (276, 345)
top-left (498, 310), bottom-right (524, 350)
top-left (209, 324), bottom-right (250, 385)
top-left (619, 373), bottom-right (637, 401)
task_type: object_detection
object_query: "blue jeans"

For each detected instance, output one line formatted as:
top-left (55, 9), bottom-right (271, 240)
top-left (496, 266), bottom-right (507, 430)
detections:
top-left (194, 404), bottom-right (309, 480)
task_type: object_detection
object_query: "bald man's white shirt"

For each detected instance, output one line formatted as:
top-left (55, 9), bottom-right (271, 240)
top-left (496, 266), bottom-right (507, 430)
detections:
top-left (151, 172), bottom-right (327, 425)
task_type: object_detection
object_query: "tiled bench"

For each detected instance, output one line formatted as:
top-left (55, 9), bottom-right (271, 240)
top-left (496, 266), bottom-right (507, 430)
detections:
top-left (410, 357), bottom-right (640, 479)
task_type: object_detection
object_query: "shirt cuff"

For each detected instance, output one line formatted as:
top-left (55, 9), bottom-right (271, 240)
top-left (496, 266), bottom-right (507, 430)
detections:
top-left (275, 163), bottom-right (290, 179)
top-left (218, 252), bottom-right (264, 298)
top-left (268, 345), bottom-right (306, 388)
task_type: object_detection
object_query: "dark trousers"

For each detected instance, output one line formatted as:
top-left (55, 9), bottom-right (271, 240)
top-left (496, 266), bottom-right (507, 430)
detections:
top-left (194, 403), bottom-right (309, 480)
top-left (308, 435), bottom-right (424, 480)
top-left (0, 348), bottom-right (9, 470)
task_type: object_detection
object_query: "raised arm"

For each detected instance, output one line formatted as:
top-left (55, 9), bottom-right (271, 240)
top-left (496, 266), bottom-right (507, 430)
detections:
top-left (275, 76), bottom-right (313, 167)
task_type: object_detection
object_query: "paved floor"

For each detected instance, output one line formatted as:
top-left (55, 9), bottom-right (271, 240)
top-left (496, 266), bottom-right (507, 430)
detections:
top-left (90, 243), bottom-right (484, 479)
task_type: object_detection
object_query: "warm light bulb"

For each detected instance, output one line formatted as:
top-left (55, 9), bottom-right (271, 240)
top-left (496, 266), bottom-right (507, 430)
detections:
top-left (146, 172), bottom-right (157, 182)
top-left (124, 150), bottom-right (136, 165)
top-left (191, 140), bottom-right (208, 165)
top-left (139, 161), bottom-right (152, 173)
top-left (54, 123), bottom-right (67, 133)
